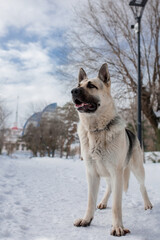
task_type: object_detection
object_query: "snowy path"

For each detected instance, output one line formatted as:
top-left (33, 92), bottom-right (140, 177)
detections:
top-left (0, 155), bottom-right (160, 240)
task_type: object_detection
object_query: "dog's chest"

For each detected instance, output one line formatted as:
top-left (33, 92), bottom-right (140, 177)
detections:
top-left (89, 133), bottom-right (105, 158)
top-left (87, 132), bottom-right (111, 177)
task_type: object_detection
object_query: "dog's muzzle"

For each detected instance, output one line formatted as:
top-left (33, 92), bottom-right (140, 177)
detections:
top-left (71, 87), bottom-right (99, 113)
top-left (71, 88), bottom-right (83, 98)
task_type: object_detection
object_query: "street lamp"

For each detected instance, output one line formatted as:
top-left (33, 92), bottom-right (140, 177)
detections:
top-left (129, 0), bottom-right (148, 147)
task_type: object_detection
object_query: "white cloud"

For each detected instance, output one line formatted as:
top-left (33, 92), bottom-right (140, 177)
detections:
top-left (0, 0), bottom-right (80, 37)
top-left (0, 40), bottom-right (69, 127)
top-left (0, 41), bottom-right (53, 80)
top-left (0, 0), bottom-right (53, 36)
top-left (0, 0), bottom-right (87, 127)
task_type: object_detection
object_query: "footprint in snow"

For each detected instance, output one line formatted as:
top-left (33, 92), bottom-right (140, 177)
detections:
top-left (4, 173), bottom-right (15, 178)
top-left (0, 194), bottom-right (6, 203)
top-left (20, 225), bottom-right (29, 231)
top-left (14, 201), bottom-right (21, 206)
top-left (1, 230), bottom-right (11, 238)
top-left (22, 207), bottom-right (31, 213)
top-left (4, 190), bottom-right (12, 195)
top-left (0, 183), bottom-right (6, 188)
top-left (4, 212), bottom-right (14, 220)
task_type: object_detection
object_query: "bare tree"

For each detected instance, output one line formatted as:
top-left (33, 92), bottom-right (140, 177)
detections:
top-left (23, 102), bottom-right (79, 157)
top-left (40, 118), bottom-right (66, 157)
top-left (23, 124), bottom-right (41, 157)
top-left (0, 99), bottom-right (10, 129)
top-left (55, 102), bottom-right (79, 158)
top-left (0, 129), bottom-right (5, 154)
top-left (67, 0), bottom-right (160, 148)
top-left (0, 99), bottom-right (10, 154)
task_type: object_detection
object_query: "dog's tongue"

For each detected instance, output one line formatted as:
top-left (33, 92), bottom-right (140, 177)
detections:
top-left (76, 102), bottom-right (90, 108)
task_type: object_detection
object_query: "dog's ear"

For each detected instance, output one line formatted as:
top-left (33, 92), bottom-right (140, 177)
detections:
top-left (98, 63), bottom-right (110, 85)
top-left (78, 68), bottom-right (87, 83)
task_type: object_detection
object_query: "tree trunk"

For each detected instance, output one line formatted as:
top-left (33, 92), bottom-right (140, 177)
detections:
top-left (52, 149), bottom-right (55, 157)
top-left (142, 88), bottom-right (158, 132)
top-left (156, 129), bottom-right (160, 151)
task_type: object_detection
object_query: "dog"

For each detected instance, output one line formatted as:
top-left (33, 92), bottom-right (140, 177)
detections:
top-left (71, 63), bottom-right (153, 237)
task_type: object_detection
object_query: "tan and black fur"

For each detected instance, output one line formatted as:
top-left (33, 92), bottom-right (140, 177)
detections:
top-left (71, 63), bottom-right (152, 237)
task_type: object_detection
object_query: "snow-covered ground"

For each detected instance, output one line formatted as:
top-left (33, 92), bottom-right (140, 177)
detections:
top-left (0, 153), bottom-right (160, 240)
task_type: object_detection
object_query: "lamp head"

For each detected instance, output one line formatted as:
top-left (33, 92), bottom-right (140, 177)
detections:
top-left (129, 0), bottom-right (148, 19)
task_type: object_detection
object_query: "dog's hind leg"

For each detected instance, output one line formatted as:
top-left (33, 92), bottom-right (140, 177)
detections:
top-left (130, 145), bottom-right (153, 210)
top-left (97, 178), bottom-right (111, 209)
top-left (74, 168), bottom-right (100, 227)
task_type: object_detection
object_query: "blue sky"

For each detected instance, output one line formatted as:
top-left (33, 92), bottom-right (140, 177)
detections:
top-left (0, 0), bottom-right (82, 127)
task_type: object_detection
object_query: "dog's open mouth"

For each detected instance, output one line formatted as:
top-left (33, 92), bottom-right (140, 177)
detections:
top-left (74, 99), bottom-right (97, 113)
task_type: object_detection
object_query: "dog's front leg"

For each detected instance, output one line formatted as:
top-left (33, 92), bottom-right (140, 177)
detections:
top-left (74, 168), bottom-right (100, 227)
top-left (97, 178), bottom-right (111, 209)
top-left (111, 169), bottom-right (130, 237)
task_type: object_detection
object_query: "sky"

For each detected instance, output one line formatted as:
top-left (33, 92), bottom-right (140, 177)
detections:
top-left (0, 0), bottom-right (82, 127)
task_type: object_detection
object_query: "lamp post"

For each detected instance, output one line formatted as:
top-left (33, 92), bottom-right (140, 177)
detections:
top-left (129, 0), bottom-right (148, 147)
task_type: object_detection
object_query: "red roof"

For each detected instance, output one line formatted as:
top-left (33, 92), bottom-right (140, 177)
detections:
top-left (11, 126), bottom-right (18, 130)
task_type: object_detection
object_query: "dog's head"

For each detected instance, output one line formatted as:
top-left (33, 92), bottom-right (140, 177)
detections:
top-left (71, 63), bottom-right (112, 114)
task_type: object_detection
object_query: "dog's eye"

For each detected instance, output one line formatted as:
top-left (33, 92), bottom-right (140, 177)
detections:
top-left (87, 82), bottom-right (98, 89)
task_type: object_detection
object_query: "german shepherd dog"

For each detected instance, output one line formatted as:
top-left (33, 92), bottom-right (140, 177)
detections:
top-left (71, 63), bottom-right (152, 236)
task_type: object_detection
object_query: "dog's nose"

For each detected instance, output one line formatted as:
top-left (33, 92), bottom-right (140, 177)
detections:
top-left (71, 88), bottom-right (82, 96)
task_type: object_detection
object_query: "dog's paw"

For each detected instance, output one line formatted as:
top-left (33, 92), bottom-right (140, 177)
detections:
top-left (97, 203), bottom-right (107, 210)
top-left (144, 202), bottom-right (153, 210)
top-left (111, 226), bottom-right (130, 237)
top-left (74, 218), bottom-right (93, 227)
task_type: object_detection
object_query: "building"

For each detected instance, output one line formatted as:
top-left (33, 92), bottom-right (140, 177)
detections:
top-left (3, 127), bottom-right (26, 154)
top-left (22, 103), bottom-right (57, 135)
top-left (2, 103), bottom-right (57, 155)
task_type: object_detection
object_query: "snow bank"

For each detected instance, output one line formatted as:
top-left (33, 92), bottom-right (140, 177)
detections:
top-left (145, 151), bottom-right (160, 163)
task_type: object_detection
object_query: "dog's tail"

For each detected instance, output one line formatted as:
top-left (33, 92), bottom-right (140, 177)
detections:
top-left (123, 167), bottom-right (130, 192)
